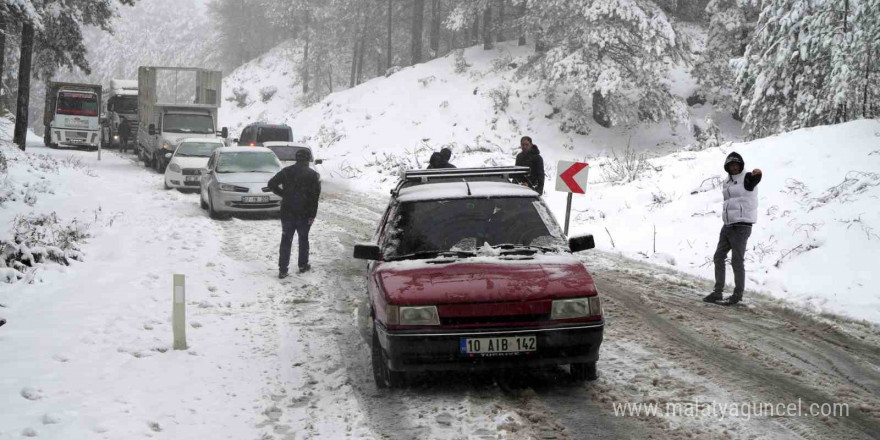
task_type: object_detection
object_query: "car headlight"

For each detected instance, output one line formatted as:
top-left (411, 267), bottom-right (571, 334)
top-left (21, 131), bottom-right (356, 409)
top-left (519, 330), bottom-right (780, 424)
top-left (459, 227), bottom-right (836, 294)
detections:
top-left (113, 135), bottom-right (119, 140)
top-left (168, 163), bottom-right (181, 173)
top-left (219, 183), bottom-right (249, 193)
top-left (398, 306), bottom-right (440, 326)
top-left (551, 298), bottom-right (596, 319)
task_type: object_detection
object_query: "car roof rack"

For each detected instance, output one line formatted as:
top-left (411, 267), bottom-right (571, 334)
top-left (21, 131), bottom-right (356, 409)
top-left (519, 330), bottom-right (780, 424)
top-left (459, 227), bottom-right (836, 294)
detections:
top-left (392, 166), bottom-right (531, 196)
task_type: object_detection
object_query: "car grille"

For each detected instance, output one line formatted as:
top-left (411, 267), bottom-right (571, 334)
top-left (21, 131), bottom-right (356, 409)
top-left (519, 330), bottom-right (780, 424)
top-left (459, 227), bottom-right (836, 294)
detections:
top-left (183, 181), bottom-right (200, 187)
top-left (70, 131), bottom-right (88, 139)
top-left (440, 314), bottom-right (550, 326)
top-left (182, 168), bottom-right (202, 176)
top-left (229, 201), bottom-right (280, 209)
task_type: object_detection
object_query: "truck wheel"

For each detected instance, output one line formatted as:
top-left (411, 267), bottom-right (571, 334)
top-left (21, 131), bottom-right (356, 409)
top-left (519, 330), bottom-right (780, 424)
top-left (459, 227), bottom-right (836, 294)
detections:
top-left (372, 325), bottom-right (405, 389)
top-left (570, 362), bottom-right (598, 382)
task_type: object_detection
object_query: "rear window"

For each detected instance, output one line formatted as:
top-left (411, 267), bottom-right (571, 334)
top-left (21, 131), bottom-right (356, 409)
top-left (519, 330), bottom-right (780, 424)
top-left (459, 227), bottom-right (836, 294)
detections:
top-left (385, 197), bottom-right (561, 257)
top-left (267, 145), bottom-right (311, 161)
top-left (57, 92), bottom-right (99, 116)
top-left (216, 152), bottom-right (281, 173)
top-left (256, 127), bottom-right (291, 143)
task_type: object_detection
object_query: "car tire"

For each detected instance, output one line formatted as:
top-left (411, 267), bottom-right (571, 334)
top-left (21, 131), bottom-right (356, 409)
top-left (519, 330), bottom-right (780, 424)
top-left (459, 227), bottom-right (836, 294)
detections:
top-left (164, 180), bottom-right (172, 190)
top-left (372, 325), bottom-right (405, 389)
top-left (570, 362), bottom-right (598, 381)
top-left (208, 194), bottom-right (224, 220)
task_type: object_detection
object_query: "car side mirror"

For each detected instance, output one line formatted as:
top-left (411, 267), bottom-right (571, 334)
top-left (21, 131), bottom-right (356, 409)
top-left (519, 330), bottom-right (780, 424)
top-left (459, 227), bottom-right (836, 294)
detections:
top-left (164, 153), bottom-right (172, 159)
top-left (221, 127), bottom-right (229, 138)
top-left (148, 123), bottom-right (156, 136)
top-left (314, 159), bottom-right (323, 165)
top-left (353, 243), bottom-right (381, 260)
top-left (569, 234), bottom-right (595, 253)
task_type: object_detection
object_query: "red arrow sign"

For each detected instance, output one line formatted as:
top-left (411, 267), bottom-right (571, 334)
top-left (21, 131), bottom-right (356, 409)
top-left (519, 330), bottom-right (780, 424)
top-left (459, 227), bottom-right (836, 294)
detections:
top-left (560, 162), bottom-right (588, 194)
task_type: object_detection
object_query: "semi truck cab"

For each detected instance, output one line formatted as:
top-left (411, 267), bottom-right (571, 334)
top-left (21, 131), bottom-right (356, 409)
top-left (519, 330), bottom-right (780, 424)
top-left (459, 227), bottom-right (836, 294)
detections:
top-left (45, 86), bottom-right (103, 150)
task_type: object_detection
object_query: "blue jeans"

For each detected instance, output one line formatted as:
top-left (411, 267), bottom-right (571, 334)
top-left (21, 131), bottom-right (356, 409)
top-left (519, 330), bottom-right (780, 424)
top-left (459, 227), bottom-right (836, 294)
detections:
top-left (279, 218), bottom-right (311, 272)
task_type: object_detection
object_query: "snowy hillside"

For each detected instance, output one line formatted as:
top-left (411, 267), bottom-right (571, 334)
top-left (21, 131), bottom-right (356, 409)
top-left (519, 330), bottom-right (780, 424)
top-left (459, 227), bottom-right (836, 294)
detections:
top-left (223, 40), bottom-right (879, 323)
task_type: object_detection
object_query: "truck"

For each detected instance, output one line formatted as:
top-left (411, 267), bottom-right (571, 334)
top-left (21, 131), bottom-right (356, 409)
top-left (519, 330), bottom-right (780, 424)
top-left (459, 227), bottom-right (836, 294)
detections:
top-left (102, 79), bottom-right (139, 150)
top-left (137, 66), bottom-right (228, 172)
top-left (43, 82), bottom-right (103, 150)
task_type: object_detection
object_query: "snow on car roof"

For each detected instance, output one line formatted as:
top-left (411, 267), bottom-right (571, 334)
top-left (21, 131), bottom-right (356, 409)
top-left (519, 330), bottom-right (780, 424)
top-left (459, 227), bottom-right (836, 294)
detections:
top-left (396, 181), bottom-right (538, 202)
top-left (177, 137), bottom-right (224, 144)
top-left (218, 146), bottom-right (274, 153)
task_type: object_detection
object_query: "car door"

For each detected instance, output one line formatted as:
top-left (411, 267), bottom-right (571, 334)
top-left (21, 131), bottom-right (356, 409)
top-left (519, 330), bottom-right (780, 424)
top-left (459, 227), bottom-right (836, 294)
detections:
top-left (201, 151), bottom-right (218, 199)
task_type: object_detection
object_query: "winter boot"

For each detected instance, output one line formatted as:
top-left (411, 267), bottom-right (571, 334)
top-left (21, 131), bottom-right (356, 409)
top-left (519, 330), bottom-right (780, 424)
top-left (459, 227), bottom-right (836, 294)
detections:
top-left (278, 270), bottom-right (289, 279)
top-left (298, 264), bottom-right (311, 274)
top-left (722, 294), bottom-right (742, 306)
top-left (703, 292), bottom-right (723, 303)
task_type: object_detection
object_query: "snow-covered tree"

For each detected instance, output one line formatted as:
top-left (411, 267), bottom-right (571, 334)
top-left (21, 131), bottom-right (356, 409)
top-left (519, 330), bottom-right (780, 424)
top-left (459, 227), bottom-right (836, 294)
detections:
top-left (736, 0), bottom-right (880, 137)
top-left (521, 0), bottom-right (691, 128)
top-left (692, 0), bottom-right (760, 115)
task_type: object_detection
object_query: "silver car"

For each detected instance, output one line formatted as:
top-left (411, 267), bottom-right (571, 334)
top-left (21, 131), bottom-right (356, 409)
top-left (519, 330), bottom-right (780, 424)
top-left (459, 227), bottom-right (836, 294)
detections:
top-left (199, 147), bottom-right (282, 218)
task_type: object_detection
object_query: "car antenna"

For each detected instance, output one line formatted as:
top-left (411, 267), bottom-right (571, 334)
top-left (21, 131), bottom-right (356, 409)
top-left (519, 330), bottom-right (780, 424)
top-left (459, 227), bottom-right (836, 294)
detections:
top-left (463, 179), bottom-right (472, 196)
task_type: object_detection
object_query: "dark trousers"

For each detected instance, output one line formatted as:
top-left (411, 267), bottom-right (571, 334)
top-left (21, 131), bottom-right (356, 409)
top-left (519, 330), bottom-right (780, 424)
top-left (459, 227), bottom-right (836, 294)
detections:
top-left (713, 224), bottom-right (752, 297)
top-left (279, 217), bottom-right (311, 272)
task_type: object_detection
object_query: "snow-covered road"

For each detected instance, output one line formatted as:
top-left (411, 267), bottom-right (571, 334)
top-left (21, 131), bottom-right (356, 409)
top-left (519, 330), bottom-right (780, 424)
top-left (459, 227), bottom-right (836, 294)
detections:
top-left (1, 142), bottom-right (878, 439)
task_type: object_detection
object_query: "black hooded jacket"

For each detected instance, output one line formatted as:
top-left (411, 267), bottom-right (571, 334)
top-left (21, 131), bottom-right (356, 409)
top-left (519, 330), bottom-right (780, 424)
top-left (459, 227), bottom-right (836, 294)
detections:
top-left (724, 151), bottom-right (762, 191)
top-left (427, 148), bottom-right (456, 169)
top-left (268, 162), bottom-right (321, 220)
top-left (515, 144), bottom-right (545, 194)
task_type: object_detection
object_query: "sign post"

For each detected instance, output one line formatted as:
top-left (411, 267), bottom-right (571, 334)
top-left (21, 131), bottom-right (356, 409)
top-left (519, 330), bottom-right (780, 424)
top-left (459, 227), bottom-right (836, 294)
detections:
top-left (172, 274), bottom-right (187, 350)
top-left (555, 161), bottom-right (590, 236)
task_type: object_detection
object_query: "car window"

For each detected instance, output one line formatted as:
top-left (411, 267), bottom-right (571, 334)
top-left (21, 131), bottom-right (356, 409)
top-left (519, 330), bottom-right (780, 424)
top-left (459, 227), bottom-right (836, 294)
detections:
top-left (384, 197), bottom-right (564, 257)
top-left (256, 127), bottom-right (291, 143)
top-left (239, 127), bottom-right (252, 144)
top-left (267, 145), bottom-right (311, 161)
top-left (216, 152), bottom-right (281, 173)
top-left (175, 142), bottom-right (222, 157)
top-left (207, 151), bottom-right (218, 169)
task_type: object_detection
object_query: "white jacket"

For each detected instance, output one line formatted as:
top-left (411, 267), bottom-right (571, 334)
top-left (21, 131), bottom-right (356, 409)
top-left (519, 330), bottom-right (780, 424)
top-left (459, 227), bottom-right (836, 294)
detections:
top-left (722, 171), bottom-right (759, 225)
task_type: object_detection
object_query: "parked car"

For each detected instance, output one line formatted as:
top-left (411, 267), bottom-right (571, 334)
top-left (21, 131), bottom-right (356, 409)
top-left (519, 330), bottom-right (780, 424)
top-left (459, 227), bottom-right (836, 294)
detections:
top-left (353, 167), bottom-right (604, 388)
top-left (263, 142), bottom-right (323, 168)
top-left (199, 147), bottom-right (282, 218)
top-left (235, 123), bottom-right (292, 147)
top-left (163, 137), bottom-right (225, 190)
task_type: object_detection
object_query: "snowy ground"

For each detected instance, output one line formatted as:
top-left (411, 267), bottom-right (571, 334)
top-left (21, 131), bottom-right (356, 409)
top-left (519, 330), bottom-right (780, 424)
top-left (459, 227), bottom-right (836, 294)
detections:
top-left (2, 124), bottom-right (879, 439)
top-left (221, 40), bottom-right (879, 324)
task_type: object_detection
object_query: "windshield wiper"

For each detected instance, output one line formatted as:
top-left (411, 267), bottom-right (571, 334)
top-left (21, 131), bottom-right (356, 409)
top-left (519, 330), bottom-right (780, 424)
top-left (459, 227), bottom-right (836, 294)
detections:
top-left (388, 250), bottom-right (476, 261)
top-left (489, 243), bottom-right (553, 253)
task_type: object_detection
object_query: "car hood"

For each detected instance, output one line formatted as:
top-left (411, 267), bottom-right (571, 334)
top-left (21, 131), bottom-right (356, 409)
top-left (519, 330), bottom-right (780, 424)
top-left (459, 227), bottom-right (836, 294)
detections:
top-left (215, 172), bottom-right (277, 184)
top-left (375, 255), bottom-right (597, 306)
top-left (170, 156), bottom-right (210, 169)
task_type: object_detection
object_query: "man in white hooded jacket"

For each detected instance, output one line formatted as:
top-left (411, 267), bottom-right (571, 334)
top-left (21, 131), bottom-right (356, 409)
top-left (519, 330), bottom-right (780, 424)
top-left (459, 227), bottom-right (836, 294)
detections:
top-left (704, 152), bottom-right (762, 306)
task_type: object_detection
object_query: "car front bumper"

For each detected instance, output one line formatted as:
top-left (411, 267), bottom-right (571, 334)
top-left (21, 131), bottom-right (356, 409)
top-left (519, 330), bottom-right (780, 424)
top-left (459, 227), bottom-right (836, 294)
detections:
top-left (211, 188), bottom-right (281, 213)
top-left (165, 171), bottom-right (202, 189)
top-left (375, 321), bottom-right (604, 372)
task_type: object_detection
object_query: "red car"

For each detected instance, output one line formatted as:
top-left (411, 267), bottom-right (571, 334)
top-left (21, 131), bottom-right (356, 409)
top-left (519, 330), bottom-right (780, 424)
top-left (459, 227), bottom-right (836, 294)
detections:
top-left (354, 167), bottom-right (604, 388)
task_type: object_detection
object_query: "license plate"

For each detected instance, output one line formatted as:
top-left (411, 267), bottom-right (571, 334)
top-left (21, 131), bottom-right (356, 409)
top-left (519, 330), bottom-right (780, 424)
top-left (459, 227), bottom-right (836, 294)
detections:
top-left (242, 196), bottom-right (269, 203)
top-left (185, 176), bottom-right (199, 182)
top-left (460, 335), bottom-right (536, 355)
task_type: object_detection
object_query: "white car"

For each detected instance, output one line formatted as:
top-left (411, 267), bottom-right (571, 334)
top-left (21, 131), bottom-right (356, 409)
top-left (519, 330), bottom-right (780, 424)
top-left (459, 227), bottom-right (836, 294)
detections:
top-left (199, 147), bottom-right (283, 218)
top-left (164, 138), bottom-right (225, 190)
top-left (262, 142), bottom-right (323, 169)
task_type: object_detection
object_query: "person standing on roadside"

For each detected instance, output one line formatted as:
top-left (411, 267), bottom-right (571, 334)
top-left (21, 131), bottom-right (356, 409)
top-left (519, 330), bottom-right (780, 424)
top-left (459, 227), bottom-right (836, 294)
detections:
top-left (427, 147), bottom-right (456, 169)
top-left (515, 136), bottom-right (545, 194)
top-left (268, 149), bottom-right (321, 278)
top-left (703, 152), bottom-right (762, 306)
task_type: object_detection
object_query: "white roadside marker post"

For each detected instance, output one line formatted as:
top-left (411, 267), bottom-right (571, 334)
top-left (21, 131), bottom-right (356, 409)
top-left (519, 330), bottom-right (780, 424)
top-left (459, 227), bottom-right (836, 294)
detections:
top-left (555, 161), bottom-right (590, 236)
top-left (173, 274), bottom-right (187, 350)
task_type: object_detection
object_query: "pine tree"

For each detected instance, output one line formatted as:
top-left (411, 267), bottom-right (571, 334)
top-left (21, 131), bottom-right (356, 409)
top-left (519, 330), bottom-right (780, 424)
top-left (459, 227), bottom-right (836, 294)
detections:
top-left (523, 0), bottom-right (691, 127)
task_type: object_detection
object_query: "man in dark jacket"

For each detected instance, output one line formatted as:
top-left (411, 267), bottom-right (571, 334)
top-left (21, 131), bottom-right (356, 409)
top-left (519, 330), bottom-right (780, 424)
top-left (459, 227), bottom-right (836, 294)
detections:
top-left (117, 118), bottom-right (131, 153)
top-left (703, 151), bottom-right (762, 306)
top-left (427, 147), bottom-right (456, 169)
top-left (515, 136), bottom-right (545, 194)
top-left (268, 149), bottom-right (322, 278)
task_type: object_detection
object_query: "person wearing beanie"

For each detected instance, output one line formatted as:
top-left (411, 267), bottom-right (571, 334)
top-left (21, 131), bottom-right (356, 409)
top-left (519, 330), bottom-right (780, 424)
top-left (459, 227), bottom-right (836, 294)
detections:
top-left (426, 147), bottom-right (456, 169)
top-left (268, 148), bottom-right (322, 278)
top-left (703, 151), bottom-right (762, 306)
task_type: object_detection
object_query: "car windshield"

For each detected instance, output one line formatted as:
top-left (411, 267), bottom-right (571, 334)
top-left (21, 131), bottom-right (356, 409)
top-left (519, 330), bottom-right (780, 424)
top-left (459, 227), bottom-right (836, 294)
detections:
top-left (164, 114), bottom-right (214, 134)
top-left (114, 96), bottom-right (138, 114)
top-left (267, 145), bottom-right (311, 161)
top-left (257, 127), bottom-right (291, 143)
top-left (175, 142), bottom-right (221, 157)
top-left (57, 92), bottom-right (99, 116)
top-left (385, 197), bottom-right (564, 258)
top-left (216, 152), bottom-right (281, 173)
